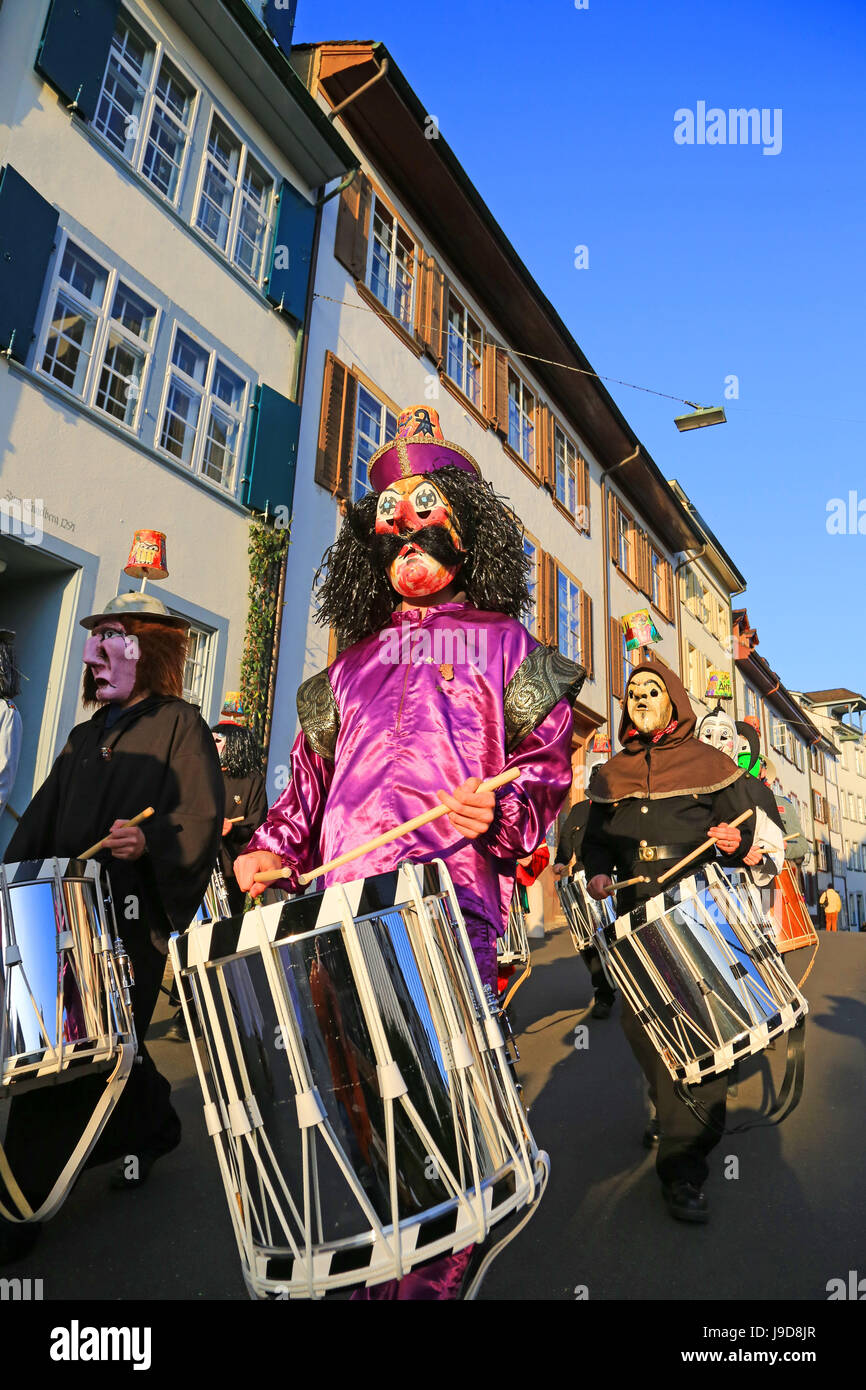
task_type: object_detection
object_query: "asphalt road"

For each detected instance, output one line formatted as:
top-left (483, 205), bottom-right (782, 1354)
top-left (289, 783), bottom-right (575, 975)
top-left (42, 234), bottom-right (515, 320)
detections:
top-left (4, 927), bottom-right (864, 1305)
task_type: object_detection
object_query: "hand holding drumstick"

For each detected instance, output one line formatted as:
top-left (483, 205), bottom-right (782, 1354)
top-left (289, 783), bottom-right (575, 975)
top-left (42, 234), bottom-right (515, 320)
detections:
top-left (234, 771), bottom-right (512, 900)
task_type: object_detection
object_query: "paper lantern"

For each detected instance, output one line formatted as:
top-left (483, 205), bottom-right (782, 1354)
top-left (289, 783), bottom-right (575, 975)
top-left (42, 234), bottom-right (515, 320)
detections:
top-left (592, 734), bottom-right (611, 753)
top-left (704, 668), bottom-right (733, 700)
top-left (744, 715), bottom-right (761, 732)
top-left (220, 692), bottom-right (245, 725)
top-left (124, 529), bottom-right (168, 580)
top-left (621, 609), bottom-right (661, 651)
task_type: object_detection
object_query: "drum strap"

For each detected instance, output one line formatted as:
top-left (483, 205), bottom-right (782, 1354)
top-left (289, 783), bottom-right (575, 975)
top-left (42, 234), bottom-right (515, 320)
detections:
top-left (0, 1041), bottom-right (136, 1224)
top-left (673, 1017), bottom-right (807, 1136)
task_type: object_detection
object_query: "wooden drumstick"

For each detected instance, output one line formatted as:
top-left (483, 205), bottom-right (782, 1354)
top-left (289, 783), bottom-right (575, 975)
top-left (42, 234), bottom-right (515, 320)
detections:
top-left (607, 875), bottom-right (650, 893)
top-left (253, 768), bottom-right (522, 888)
top-left (78, 807), bottom-right (155, 860)
top-left (656, 808), bottom-right (754, 886)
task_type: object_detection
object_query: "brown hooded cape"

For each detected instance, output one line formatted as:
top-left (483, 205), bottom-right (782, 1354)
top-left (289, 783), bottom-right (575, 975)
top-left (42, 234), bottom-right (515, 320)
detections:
top-left (589, 658), bottom-right (745, 802)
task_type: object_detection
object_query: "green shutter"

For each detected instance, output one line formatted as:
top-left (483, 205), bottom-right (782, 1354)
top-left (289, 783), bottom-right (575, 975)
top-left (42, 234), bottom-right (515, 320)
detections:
top-left (242, 384), bottom-right (300, 518)
top-left (36, 0), bottom-right (121, 123)
top-left (265, 180), bottom-right (316, 324)
top-left (0, 166), bottom-right (60, 362)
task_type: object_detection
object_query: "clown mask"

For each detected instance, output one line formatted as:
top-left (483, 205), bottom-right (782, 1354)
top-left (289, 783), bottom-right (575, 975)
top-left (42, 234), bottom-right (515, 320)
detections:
top-left (375, 474), bottom-right (464, 599)
top-left (627, 669), bottom-right (673, 736)
top-left (697, 709), bottom-right (737, 760)
top-left (83, 623), bottom-right (141, 704)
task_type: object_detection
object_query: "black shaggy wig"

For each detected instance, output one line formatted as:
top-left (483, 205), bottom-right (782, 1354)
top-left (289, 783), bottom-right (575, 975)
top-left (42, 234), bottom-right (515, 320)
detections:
top-left (210, 722), bottom-right (263, 779)
top-left (314, 467), bottom-right (531, 647)
top-left (0, 637), bottom-right (20, 700)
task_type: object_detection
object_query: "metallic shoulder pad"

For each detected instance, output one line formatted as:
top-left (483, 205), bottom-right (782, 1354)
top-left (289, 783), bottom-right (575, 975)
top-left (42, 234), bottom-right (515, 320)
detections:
top-left (503, 646), bottom-right (585, 753)
top-left (296, 668), bottom-right (340, 762)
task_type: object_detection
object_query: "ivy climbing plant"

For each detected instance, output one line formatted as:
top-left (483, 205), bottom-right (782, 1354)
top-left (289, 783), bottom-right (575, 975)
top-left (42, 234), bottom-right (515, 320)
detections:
top-left (240, 518), bottom-right (290, 753)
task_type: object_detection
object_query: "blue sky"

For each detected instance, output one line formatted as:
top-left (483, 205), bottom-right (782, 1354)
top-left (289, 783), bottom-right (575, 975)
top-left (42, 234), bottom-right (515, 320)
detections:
top-left (295, 0), bottom-right (866, 696)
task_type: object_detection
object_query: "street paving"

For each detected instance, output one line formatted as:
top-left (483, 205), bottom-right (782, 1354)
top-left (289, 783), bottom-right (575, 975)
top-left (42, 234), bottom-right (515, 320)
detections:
top-left (5, 928), bottom-right (864, 1304)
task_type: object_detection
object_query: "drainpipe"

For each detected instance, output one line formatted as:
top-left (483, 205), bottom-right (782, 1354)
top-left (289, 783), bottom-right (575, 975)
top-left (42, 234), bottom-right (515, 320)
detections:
top-left (327, 56), bottom-right (389, 123)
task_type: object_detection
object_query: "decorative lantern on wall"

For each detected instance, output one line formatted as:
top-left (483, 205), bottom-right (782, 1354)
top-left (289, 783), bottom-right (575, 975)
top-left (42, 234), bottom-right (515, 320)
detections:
top-left (704, 668), bottom-right (733, 701)
top-left (622, 609), bottom-right (661, 652)
top-left (124, 529), bottom-right (169, 584)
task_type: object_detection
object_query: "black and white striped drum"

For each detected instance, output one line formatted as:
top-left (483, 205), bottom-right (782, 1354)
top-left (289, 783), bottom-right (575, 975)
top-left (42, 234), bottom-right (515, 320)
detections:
top-left (556, 870), bottom-right (616, 952)
top-left (170, 860), bottom-right (548, 1299)
top-left (0, 858), bottom-right (137, 1221)
top-left (594, 864), bottom-right (807, 1084)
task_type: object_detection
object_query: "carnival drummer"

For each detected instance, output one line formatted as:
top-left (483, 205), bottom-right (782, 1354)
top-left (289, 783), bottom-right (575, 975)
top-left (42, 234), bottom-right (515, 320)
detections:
top-left (234, 404), bottom-right (583, 1298)
top-left (0, 592), bottom-right (222, 1265)
top-left (582, 659), bottom-right (755, 1224)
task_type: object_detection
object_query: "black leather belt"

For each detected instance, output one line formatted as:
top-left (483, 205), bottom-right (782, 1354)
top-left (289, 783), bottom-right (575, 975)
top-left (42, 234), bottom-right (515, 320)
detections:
top-left (634, 842), bottom-right (707, 863)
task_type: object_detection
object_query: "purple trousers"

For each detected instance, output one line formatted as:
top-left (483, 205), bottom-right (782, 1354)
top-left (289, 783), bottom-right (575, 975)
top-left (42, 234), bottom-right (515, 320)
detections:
top-left (352, 922), bottom-right (496, 1301)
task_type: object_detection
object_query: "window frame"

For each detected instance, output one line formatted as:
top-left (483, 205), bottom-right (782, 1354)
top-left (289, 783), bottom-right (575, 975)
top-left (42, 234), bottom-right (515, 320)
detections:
top-left (444, 289), bottom-right (483, 409)
top-left (506, 366), bottom-right (536, 469)
top-left (554, 562), bottom-right (582, 667)
top-left (192, 107), bottom-right (278, 287)
top-left (155, 321), bottom-right (250, 496)
top-left (350, 380), bottom-right (398, 504)
top-left (365, 193), bottom-right (417, 331)
top-left (35, 231), bottom-right (159, 433)
top-left (93, 11), bottom-right (200, 209)
top-left (522, 532), bottom-right (540, 638)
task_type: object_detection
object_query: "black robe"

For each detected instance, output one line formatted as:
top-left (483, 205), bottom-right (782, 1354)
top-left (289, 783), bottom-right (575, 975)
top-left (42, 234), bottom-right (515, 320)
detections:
top-left (5, 695), bottom-right (223, 944)
top-left (219, 770), bottom-right (269, 913)
top-left (1, 697), bottom-right (223, 1208)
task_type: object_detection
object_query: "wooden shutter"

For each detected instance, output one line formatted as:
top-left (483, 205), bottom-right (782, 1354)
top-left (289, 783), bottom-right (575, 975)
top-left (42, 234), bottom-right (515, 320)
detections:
top-left (315, 352), bottom-right (356, 497)
top-left (35, 0), bottom-right (121, 123)
top-left (242, 384), bottom-right (299, 518)
top-left (607, 490), bottom-right (619, 563)
top-left (0, 165), bottom-right (59, 361)
top-left (536, 404), bottom-right (554, 488)
top-left (577, 456), bottom-right (589, 531)
top-left (636, 530), bottom-right (652, 596)
top-left (659, 558), bottom-right (674, 620)
top-left (265, 179), bottom-right (316, 322)
top-left (415, 253), bottom-right (446, 362)
top-left (334, 172), bottom-right (371, 280)
top-left (537, 551), bottom-right (557, 646)
top-left (580, 590), bottom-right (593, 678)
top-left (483, 343), bottom-right (509, 434)
top-left (610, 617), bottom-right (624, 700)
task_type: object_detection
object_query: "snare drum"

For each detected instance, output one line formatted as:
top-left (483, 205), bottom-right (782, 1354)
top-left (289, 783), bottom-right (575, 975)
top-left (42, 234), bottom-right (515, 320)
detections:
top-left (0, 858), bottom-right (137, 1221)
top-left (170, 860), bottom-right (547, 1299)
top-left (595, 864), bottom-right (807, 1084)
top-left (496, 890), bottom-right (531, 1007)
top-left (770, 864), bottom-right (819, 954)
top-left (556, 870), bottom-right (616, 952)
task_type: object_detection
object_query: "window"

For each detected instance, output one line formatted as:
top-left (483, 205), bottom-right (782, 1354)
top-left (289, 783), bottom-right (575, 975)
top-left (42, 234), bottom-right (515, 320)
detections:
top-left (367, 197), bottom-right (415, 328)
top-left (811, 745), bottom-right (825, 776)
top-left (829, 804), bottom-right (840, 833)
top-left (683, 567), bottom-right (703, 619)
top-left (445, 293), bottom-right (482, 407)
top-left (716, 599), bottom-right (730, 648)
top-left (771, 716), bottom-right (793, 762)
top-left (860, 796), bottom-right (866, 823)
top-left (94, 14), bottom-right (196, 204)
top-left (158, 327), bottom-right (247, 491)
top-left (556, 569), bottom-right (581, 665)
top-left (857, 747), bottom-right (866, 778)
top-left (621, 632), bottom-right (642, 699)
top-left (650, 550), bottom-right (665, 611)
top-left (813, 792), bottom-right (826, 824)
top-left (352, 385), bottom-right (397, 503)
top-left (39, 238), bottom-right (156, 428)
top-left (687, 643), bottom-right (706, 699)
top-left (196, 115), bottom-right (275, 283)
top-left (522, 536), bottom-right (539, 637)
top-left (178, 619), bottom-right (212, 708)
top-left (554, 426), bottom-right (579, 517)
top-left (507, 370), bottom-right (535, 468)
top-left (816, 841), bottom-right (828, 872)
top-left (745, 687), bottom-right (759, 721)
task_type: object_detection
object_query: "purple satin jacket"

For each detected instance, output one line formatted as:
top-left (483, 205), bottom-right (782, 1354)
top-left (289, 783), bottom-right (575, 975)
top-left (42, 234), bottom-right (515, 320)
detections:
top-left (247, 602), bottom-right (577, 974)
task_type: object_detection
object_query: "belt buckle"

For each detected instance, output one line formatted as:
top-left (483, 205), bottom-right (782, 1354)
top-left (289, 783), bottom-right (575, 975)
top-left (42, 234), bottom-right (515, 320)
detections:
top-left (639, 846), bottom-right (656, 862)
